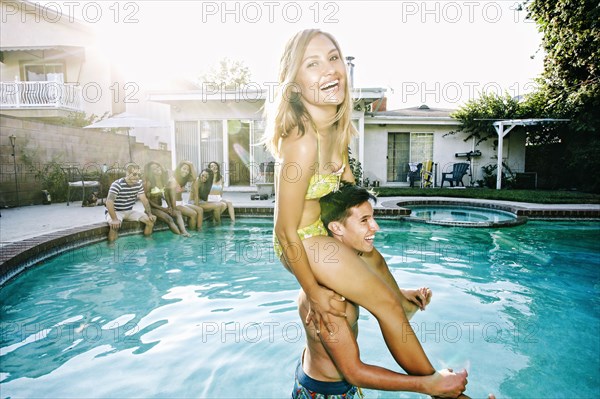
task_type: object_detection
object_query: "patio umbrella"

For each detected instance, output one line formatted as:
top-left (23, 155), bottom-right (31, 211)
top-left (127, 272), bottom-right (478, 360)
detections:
top-left (84, 112), bottom-right (167, 162)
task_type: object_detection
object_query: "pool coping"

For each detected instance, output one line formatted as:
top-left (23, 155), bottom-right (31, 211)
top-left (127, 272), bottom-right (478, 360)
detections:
top-left (1, 200), bottom-right (598, 286)
top-left (383, 197), bottom-right (600, 219)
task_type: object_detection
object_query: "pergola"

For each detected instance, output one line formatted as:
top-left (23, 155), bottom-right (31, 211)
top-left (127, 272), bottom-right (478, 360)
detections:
top-left (492, 118), bottom-right (569, 189)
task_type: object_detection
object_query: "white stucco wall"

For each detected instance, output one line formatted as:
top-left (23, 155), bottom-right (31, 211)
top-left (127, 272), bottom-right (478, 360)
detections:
top-left (363, 121), bottom-right (526, 187)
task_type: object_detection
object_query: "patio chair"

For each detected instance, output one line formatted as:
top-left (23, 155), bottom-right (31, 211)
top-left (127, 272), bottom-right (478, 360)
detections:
top-left (421, 160), bottom-right (434, 188)
top-left (441, 162), bottom-right (470, 187)
top-left (408, 162), bottom-right (422, 188)
top-left (62, 165), bottom-right (101, 206)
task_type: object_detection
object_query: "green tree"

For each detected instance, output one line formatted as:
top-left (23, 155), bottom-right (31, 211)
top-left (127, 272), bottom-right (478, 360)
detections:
top-left (527, 0), bottom-right (600, 132)
top-left (450, 1), bottom-right (599, 192)
top-left (449, 92), bottom-right (523, 144)
top-left (525, 0), bottom-right (600, 192)
top-left (199, 58), bottom-right (251, 90)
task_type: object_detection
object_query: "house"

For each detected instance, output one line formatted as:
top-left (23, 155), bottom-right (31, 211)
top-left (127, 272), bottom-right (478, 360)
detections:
top-left (0, 0), bottom-right (172, 151)
top-left (0, 0), bottom-right (116, 119)
top-left (149, 86), bottom-right (527, 189)
top-left (363, 104), bottom-right (526, 187)
top-left (148, 87), bottom-right (386, 188)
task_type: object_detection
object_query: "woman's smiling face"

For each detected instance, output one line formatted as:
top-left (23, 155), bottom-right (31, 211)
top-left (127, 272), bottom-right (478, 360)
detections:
top-left (200, 171), bottom-right (209, 183)
top-left (150, 163), bottom-right (162, 176)
top-left (294, 33), bottom-right (346, 110)
top-left (180, 164), bottom-right (190, 177)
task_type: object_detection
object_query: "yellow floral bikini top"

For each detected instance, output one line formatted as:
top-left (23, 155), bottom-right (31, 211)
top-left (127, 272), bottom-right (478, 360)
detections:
top-left (304, 132), bottom-right (345, 200)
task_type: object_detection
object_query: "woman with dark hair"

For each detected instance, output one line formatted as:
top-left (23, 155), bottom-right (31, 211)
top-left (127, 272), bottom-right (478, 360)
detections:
top-left (173, 160), bottom-right (204, 230)
top-left (194, 168), bottom-right (226, 223)
top-left (143, 162), bottom-right (190, 237)
top-left (208, 161), bottom-right (235, 222)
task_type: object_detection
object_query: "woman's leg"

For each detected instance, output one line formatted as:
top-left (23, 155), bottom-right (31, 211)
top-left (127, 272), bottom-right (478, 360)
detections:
top-left (177, 205), bottom-right (198, 230)
top-left (201, 202), bottom-right (223, 223)
top-left (296, 235), bottom-right (435, 377)
top-left (151, 208), bottom-right (181, 235)
top-left (224, 199), bottom-right (235, 221)
top-left (184, 204), bottom-right (204, 230)
top-left (172, 209), bottom-right (191, 236)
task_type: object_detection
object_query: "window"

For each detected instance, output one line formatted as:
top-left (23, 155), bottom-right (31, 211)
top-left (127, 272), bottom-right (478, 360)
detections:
top-left (174, 120), bottom-right (223, 171)
top-left (23, 64), bottom-right (65, 82)
top-left (387, 132), bottom-right (433, 182)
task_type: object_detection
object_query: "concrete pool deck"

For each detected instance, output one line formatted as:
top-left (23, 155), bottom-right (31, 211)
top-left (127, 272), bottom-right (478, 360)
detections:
top-left (1, 191), bottom-right (599, 284)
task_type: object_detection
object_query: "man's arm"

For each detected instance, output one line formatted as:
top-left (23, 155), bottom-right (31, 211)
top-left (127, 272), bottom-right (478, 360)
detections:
top-left (316, 299), bottom-right (467, 397)
top-left (105, 193), bottom-right (120, 229)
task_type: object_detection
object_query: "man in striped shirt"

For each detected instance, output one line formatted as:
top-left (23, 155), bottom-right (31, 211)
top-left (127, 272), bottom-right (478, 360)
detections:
top-left (105, 163), bottom-right (157, 242)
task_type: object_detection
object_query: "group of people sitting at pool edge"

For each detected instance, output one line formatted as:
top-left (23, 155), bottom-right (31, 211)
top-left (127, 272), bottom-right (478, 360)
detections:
top-left (104, 160), bottom-right (235, 242)
top-left (264, 29), bottom-right (495, 398)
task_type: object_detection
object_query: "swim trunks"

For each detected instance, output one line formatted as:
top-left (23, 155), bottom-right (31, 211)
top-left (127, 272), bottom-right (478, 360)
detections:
top-left (291, 358), bottom-right (363, 399)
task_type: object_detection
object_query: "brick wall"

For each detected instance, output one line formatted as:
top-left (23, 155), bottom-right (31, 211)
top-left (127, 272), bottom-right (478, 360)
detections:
top-left (0, 116), bottom-right (171, 206)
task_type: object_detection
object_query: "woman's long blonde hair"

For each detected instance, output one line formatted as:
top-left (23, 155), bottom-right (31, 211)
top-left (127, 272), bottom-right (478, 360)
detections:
top-left (263, 29), bottom-right (357, 159)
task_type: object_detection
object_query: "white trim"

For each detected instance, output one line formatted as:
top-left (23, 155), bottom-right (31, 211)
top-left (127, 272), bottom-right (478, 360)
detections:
top-left (358, 114), bottom-right (365, 178)
top-left (170, 120), bottom-right (176, 170)
top-left (364, 116), bottom-right (460, 126)
top-left (222, 120), bottom-right (228, 187)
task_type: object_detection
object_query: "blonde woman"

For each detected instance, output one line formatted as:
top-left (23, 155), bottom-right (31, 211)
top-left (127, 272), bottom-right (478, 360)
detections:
top-left (264, 29), bottom-right (468, 396)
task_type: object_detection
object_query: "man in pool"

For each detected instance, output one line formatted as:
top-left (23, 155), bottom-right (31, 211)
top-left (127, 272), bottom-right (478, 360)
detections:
top-left (291, 183), bottom-right (493, 398)
top-left (105, 162), bottom-right (157, 242)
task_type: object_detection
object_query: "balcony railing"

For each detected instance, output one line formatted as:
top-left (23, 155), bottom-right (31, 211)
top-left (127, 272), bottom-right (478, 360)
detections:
top-left (0, 81), bottom-right (84, 112)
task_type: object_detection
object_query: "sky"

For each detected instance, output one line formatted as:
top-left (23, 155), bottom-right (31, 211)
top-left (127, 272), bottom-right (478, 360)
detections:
top-left (38, 0), bottom-right (545, 110)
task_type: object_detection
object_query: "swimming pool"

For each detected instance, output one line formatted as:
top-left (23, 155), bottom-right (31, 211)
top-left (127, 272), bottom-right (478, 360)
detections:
top-left (404, 205), bottom-right (525, 227)
top-left (1, 219), bottom-right (599, 398)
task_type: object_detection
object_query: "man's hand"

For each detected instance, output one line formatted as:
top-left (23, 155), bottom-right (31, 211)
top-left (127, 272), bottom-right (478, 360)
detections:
top-left (148, 214), bottom-right (157, 223)
top-left (426, 368), bottom-right (468, 398)
top-left (108, 218), bottom-right (121, 230)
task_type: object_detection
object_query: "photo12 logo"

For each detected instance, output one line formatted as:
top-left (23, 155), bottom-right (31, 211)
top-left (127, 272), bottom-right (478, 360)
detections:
top-left (200, 1), bottom-right (340, 24)
top-left (400, 1), bottom-right (533, 24)
top-left (2, 1), bottom-right (141, 24)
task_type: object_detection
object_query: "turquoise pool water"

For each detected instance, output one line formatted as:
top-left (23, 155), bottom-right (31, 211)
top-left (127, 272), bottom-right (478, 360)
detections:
top-left (405, 205), bottom-right (517, 224)
top-left (1, 219), bottom-right (599, 398)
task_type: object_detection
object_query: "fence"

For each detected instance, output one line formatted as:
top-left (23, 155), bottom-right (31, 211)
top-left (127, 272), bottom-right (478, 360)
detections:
top-left (0, 81), bottom-right (84, 112)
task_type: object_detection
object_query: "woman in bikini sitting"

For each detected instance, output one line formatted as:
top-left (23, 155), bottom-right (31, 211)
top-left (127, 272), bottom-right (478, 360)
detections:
top-left (208, 161), bottom-right (235, 222)
top-left (193, 168), bottom-right (227, 223)
top-left (143, 161), bottom-right (191, 237)
top-left (173, 161), bottom-right (204, 230)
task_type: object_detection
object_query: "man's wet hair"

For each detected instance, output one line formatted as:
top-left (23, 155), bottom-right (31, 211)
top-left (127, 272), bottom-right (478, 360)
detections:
top-left (320, 182), bottom-right (377, 235)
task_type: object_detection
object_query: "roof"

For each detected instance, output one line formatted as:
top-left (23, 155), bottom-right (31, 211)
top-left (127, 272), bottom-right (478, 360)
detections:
top-left (364, 104), bottom-right (460, 126)
top-left (372, 104), bottom-right (456, 118)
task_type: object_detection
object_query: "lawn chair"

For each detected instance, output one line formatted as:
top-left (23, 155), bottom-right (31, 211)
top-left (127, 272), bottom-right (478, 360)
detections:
top-left (61, 165), bottom-right (102, 206)
top-left (421, 160), bottom-right (434, 188)
top-left (408, 162), bottom-right (422, 188)
top-left (441, 162), bottom-right (470, 187)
